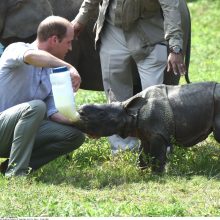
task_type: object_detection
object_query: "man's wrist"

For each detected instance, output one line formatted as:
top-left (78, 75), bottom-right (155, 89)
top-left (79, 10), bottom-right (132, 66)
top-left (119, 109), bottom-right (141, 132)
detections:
top-left (169, 46), bottom-right (183, 54)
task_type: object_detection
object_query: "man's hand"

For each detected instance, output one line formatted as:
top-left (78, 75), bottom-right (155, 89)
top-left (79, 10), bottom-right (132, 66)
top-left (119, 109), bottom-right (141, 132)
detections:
top-left (167, 53), bottom-right (186, 76)
top-left (69, 66), bottom-right (81, 92)
top-left (71, 20), bottom-right (85, 39)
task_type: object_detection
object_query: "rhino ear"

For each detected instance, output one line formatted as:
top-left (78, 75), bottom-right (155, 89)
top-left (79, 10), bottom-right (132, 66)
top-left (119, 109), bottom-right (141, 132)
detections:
top-left (123, 96), bottom-right (145, 117)
top-left (107, 88), bottom-right (118, 103)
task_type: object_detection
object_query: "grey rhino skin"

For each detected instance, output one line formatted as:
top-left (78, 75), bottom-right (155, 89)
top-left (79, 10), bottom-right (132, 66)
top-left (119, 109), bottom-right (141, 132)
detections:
top-left (0, 0), bottom-right (191, 91)
top-left (73, 82), bottom-right (220, 172)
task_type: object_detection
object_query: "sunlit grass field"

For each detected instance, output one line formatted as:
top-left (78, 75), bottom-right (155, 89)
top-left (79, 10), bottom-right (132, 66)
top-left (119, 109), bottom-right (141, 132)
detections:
top-left (1, 0), bottom-right (220, 217)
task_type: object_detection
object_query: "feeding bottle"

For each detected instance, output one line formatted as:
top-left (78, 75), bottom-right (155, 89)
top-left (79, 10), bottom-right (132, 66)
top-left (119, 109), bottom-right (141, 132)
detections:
top-left (50, 66), bottom-right (78, 121)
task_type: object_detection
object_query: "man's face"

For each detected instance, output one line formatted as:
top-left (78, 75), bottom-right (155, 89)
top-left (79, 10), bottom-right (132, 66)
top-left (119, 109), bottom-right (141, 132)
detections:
top-left (52, 26), bottom-right (74, 60)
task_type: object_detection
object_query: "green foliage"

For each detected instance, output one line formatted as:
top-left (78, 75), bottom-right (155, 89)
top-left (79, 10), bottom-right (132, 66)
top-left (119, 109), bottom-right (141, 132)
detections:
top-left (1, 0), bottom-right (220, 217)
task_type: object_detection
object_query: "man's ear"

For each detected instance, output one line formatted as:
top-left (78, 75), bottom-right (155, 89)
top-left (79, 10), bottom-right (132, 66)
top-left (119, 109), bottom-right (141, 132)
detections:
top-left (107, 88), bottom-right (118, 103)
top-left (123, 96), bottom-right (146, 117)
top-left (49, 35), bottom-right (59, 46)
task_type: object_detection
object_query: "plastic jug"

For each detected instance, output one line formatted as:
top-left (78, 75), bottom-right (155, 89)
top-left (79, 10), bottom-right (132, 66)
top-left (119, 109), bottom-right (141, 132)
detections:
top-left (50, 66), bottom-right (78, 121)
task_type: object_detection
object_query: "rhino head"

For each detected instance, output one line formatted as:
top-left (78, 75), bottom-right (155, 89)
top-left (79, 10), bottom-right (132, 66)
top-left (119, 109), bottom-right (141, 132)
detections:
top-left (73, 102), bottom-right (133, 138)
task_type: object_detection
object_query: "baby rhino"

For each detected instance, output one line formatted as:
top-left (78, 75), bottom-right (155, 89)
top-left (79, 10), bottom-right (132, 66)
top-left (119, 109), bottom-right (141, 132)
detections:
top-left (73, 82), bottom-right (220, 172)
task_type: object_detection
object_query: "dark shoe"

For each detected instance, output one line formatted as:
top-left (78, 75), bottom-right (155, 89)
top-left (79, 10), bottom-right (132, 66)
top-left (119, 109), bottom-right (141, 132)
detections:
top-left (0, 159), bottom-right (9, 175)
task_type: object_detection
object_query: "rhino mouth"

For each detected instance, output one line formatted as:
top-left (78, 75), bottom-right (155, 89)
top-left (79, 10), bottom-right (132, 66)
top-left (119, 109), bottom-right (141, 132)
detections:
top-left (75, 111), bottom-right (103, 138)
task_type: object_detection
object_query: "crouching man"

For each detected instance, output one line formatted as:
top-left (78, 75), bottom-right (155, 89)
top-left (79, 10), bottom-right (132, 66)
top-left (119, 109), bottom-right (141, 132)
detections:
top-left (0, 16), bottom-right (85, 177)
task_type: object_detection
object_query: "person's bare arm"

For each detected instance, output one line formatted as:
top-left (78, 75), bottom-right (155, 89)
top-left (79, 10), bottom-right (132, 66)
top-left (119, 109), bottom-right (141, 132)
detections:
top-left (50, 112), bottom-right (75, 125)
top-left (24, 49), bottom-right (81, 91)
top-left (24, 49), bottom-right (71, 68)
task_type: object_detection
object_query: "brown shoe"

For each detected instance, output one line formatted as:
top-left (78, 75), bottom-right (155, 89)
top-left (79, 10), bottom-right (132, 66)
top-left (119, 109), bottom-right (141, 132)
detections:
top-left (0, 159), bottom-right (9, 175)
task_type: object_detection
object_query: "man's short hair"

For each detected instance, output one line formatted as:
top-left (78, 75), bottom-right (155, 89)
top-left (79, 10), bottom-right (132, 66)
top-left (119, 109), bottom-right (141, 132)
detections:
top-left (37, 16), bottom-right (72, 42)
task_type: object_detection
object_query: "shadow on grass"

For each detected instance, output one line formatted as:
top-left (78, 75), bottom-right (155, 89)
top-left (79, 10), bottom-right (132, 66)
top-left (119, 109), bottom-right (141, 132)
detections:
top-left (33, 138), bottom-right (220, 189)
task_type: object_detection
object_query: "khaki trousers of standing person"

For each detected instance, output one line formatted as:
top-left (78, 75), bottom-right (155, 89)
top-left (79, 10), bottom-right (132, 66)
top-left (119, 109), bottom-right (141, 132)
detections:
top-left (0, 100), bottom-right (85, 177)
top-left (99, 23), bottom-right (167, 154)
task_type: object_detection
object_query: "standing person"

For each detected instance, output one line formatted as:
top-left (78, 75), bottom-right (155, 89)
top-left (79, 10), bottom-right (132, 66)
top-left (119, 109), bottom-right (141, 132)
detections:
top-left (72, 0), bottom-right (186, 154)
top-left (0, 16), bottom-right (85, 177)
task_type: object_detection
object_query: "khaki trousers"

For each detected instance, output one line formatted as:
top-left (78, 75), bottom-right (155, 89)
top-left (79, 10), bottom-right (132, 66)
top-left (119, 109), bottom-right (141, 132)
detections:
top-left (0, 100), bottom-right (85, 176)
top-left (99, 23), bottom-right (167, 153)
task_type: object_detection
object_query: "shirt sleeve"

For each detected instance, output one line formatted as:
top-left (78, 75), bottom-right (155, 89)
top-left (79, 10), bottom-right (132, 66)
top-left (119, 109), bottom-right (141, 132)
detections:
top-left (74, 0), bottom-right (101, 25)
top-left (0, 42), bottom-right (34, 68)
top-left (159, 0), bottom-right (183, 49)
top-left (44, 91), bottom-right (58, 118)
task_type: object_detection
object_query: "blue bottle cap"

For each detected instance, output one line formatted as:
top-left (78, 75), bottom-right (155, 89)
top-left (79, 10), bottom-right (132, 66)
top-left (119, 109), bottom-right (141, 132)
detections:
top-left (52, 66), bottom-right (68, 73)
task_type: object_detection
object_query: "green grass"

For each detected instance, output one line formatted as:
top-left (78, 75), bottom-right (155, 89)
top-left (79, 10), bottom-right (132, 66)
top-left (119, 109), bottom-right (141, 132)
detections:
top-left (1, 0), bottom-right (220, 217)
top-left (186, 0), bottom-right (220, 82)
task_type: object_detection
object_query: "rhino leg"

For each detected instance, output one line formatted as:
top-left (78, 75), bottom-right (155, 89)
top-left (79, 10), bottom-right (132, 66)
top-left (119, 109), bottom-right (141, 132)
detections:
top-left (138, 135), bottom-right (168, 173)
top-left (213, 112), bottom-right (220, 143)
top-left (213, 84), bottom-right (220, 142)
top-left (149, 135), bottom-right (168, 173)
top-left (138, 140), bottom-right (151, 170)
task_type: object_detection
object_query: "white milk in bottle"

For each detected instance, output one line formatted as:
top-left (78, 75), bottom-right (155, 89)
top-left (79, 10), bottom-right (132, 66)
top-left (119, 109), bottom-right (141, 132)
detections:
top-left (50, 66), bottom-right (78, 121)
